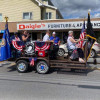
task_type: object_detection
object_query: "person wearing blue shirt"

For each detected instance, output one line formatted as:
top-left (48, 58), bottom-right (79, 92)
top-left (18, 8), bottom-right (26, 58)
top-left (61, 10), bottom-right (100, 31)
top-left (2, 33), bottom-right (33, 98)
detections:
top-left (50, 32), bottom-right (61, 59)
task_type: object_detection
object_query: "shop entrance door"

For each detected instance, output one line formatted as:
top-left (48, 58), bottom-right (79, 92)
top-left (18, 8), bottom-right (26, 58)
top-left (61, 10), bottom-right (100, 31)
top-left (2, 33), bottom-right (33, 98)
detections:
top-left (32, 33), bottom-right (37, 40)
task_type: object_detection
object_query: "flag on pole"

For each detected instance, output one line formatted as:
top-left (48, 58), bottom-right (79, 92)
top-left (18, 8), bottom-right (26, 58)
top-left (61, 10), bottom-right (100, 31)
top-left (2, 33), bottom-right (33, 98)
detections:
top-left (5, 22), bottom-right (11, 59)
top-left (78, 21), bottom-right (86, 49)
top-left (0, 21), bottom-right (11, 61)
top-left (29, 57), bottom-right (37, 66)
top-left (86, 13), bottom-right (96, 60)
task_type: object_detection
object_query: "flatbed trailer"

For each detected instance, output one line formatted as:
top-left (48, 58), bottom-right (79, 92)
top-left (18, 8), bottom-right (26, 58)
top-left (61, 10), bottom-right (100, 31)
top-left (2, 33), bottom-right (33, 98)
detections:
top-left (15, 55), bottom-right (89, 74)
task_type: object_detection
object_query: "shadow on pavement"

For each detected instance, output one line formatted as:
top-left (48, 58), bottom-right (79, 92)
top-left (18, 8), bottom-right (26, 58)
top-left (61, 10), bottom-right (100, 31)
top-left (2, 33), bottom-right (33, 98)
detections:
top-left (7, 65), bottom-right (16, 72)
top-left (7, 65), bottom-right (36, 73)
top-left (56, 69), bottom-right (91, 76)
top-left (48, 66), bottom-right (95, 76)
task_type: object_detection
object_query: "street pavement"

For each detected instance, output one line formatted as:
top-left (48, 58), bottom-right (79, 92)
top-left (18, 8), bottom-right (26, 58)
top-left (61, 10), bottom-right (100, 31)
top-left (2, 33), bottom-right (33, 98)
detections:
top-left (0, 56), bottom-right (100, 100)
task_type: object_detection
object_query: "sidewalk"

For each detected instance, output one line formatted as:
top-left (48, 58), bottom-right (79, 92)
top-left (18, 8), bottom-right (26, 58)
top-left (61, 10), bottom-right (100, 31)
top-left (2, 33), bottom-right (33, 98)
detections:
top-left (0, 61), bottom-right (15, 67)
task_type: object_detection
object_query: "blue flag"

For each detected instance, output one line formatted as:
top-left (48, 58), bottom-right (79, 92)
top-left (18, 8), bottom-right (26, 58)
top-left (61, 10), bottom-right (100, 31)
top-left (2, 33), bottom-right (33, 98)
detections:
top-left (0, 22), bottom-right (11, 61)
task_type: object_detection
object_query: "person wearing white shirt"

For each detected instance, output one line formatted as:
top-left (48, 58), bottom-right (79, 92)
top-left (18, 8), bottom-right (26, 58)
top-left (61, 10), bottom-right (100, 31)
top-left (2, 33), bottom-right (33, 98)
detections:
top-left (43, 30), bottom-right (50, 41)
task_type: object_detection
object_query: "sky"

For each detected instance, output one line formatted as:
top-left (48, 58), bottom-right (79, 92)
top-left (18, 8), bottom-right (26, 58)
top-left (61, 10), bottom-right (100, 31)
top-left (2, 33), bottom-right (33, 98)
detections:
top-left (51, 0), bottom-right (100, 19)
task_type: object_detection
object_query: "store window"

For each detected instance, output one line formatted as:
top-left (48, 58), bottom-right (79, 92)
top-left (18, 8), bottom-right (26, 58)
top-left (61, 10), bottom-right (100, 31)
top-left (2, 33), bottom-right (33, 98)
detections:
top-left (0, 14), bottom-right (2, 21)
top-left (74, 31), bottom-right (80, 39)
top-left (42, 33), bottom-right (45, 39)
top-left (45, 12), bottom-right (52, 19)
top-left (63, 32), bottom-right (68, 43)
top-left (23, 12), bottom-right (32, 20)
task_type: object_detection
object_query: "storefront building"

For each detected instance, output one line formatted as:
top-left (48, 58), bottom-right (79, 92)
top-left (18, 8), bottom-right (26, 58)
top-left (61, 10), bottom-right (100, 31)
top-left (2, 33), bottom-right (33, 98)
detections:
top-left (17, 18), bottom-right (100, 43)
top-left (0, 0), bottom-right (100, 43)
top-left (0, 18), bottom-right (100, 43)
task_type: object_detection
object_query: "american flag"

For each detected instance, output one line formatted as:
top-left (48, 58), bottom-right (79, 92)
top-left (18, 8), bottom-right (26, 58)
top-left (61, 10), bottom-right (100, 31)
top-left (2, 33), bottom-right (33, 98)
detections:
top-left (30, 58), bottom-right (34, 66)
top-left (78, 21), bottom-right (86, 49)
top-left (29, 57), bottom-right (37, 66)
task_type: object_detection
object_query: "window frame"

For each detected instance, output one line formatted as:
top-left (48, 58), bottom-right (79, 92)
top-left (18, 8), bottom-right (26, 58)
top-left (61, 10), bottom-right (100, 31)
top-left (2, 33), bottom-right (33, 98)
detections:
top-left (23, 12), bottom-right (33, 20)
top-left (45, 12), bottom-right (52, 19)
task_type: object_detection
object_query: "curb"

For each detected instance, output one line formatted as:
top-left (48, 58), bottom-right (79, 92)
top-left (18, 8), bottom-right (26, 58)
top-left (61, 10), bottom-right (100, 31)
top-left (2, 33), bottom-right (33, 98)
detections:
top-left (0, 61), bottom-right (14, 67)
top-left (10, 62), bottom-right (16, 66)
top-left (88, 66), bottom-right (100, 70)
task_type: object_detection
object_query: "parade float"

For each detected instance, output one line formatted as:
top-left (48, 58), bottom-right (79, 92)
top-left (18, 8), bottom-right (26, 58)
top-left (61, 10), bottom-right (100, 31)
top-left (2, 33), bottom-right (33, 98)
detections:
top-left (0, 15), bottom-right (100, 74)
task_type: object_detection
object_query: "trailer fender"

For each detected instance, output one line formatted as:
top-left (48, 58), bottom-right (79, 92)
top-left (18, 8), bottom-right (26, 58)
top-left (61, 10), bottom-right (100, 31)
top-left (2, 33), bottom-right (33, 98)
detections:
top-left (36, 57), bottom-right (50, 66)
top-left (16, 57), bottom-right (30, 64)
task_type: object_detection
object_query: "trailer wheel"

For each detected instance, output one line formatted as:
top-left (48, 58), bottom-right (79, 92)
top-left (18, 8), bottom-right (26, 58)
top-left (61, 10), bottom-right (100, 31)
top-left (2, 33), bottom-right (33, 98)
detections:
top-left (16, 60), bottom-right (28, 73)
top-left (36, 61), bottom-right (49, 74)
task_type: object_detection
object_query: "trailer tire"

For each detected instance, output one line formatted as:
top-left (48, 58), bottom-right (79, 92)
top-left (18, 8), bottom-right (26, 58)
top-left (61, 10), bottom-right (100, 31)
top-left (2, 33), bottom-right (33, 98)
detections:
top-left (16, 60), bottom-right (28, 73)
top-left (36, 61), bottom-right (49, 74)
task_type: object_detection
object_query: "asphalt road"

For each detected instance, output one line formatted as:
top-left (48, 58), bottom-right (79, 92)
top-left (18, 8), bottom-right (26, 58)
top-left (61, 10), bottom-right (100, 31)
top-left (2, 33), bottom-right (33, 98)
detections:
top-left (0, 56), bottom-right (100, 100)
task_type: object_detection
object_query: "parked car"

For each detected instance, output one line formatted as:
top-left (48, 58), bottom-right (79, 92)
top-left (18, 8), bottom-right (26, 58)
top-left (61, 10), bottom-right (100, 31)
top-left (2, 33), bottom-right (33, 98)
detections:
top-left (91, 41), bottom-right (100, 57)
top-left (58, 41), bottom-right (100, 58)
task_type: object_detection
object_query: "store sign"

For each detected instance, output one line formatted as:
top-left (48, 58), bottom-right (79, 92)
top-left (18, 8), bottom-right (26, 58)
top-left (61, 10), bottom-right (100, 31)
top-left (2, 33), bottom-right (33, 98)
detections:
top-left (17, 21), bottom-right (100, 30)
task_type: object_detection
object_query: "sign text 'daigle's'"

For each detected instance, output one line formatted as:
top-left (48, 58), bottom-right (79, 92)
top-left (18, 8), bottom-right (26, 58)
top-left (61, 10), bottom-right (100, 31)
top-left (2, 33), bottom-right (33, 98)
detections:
top-left (17, 21), bottom-right (100, 30)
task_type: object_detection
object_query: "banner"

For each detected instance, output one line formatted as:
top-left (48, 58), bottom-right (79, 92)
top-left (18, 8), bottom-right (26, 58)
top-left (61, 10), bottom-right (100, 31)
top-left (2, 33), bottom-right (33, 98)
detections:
top-left (17, 21), bottom-right (100, 30)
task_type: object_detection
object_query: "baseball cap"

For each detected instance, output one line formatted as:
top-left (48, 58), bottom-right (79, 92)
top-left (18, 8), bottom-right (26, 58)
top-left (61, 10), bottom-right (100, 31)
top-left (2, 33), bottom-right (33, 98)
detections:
top-left (53, 32), bottom-right (56, 35)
